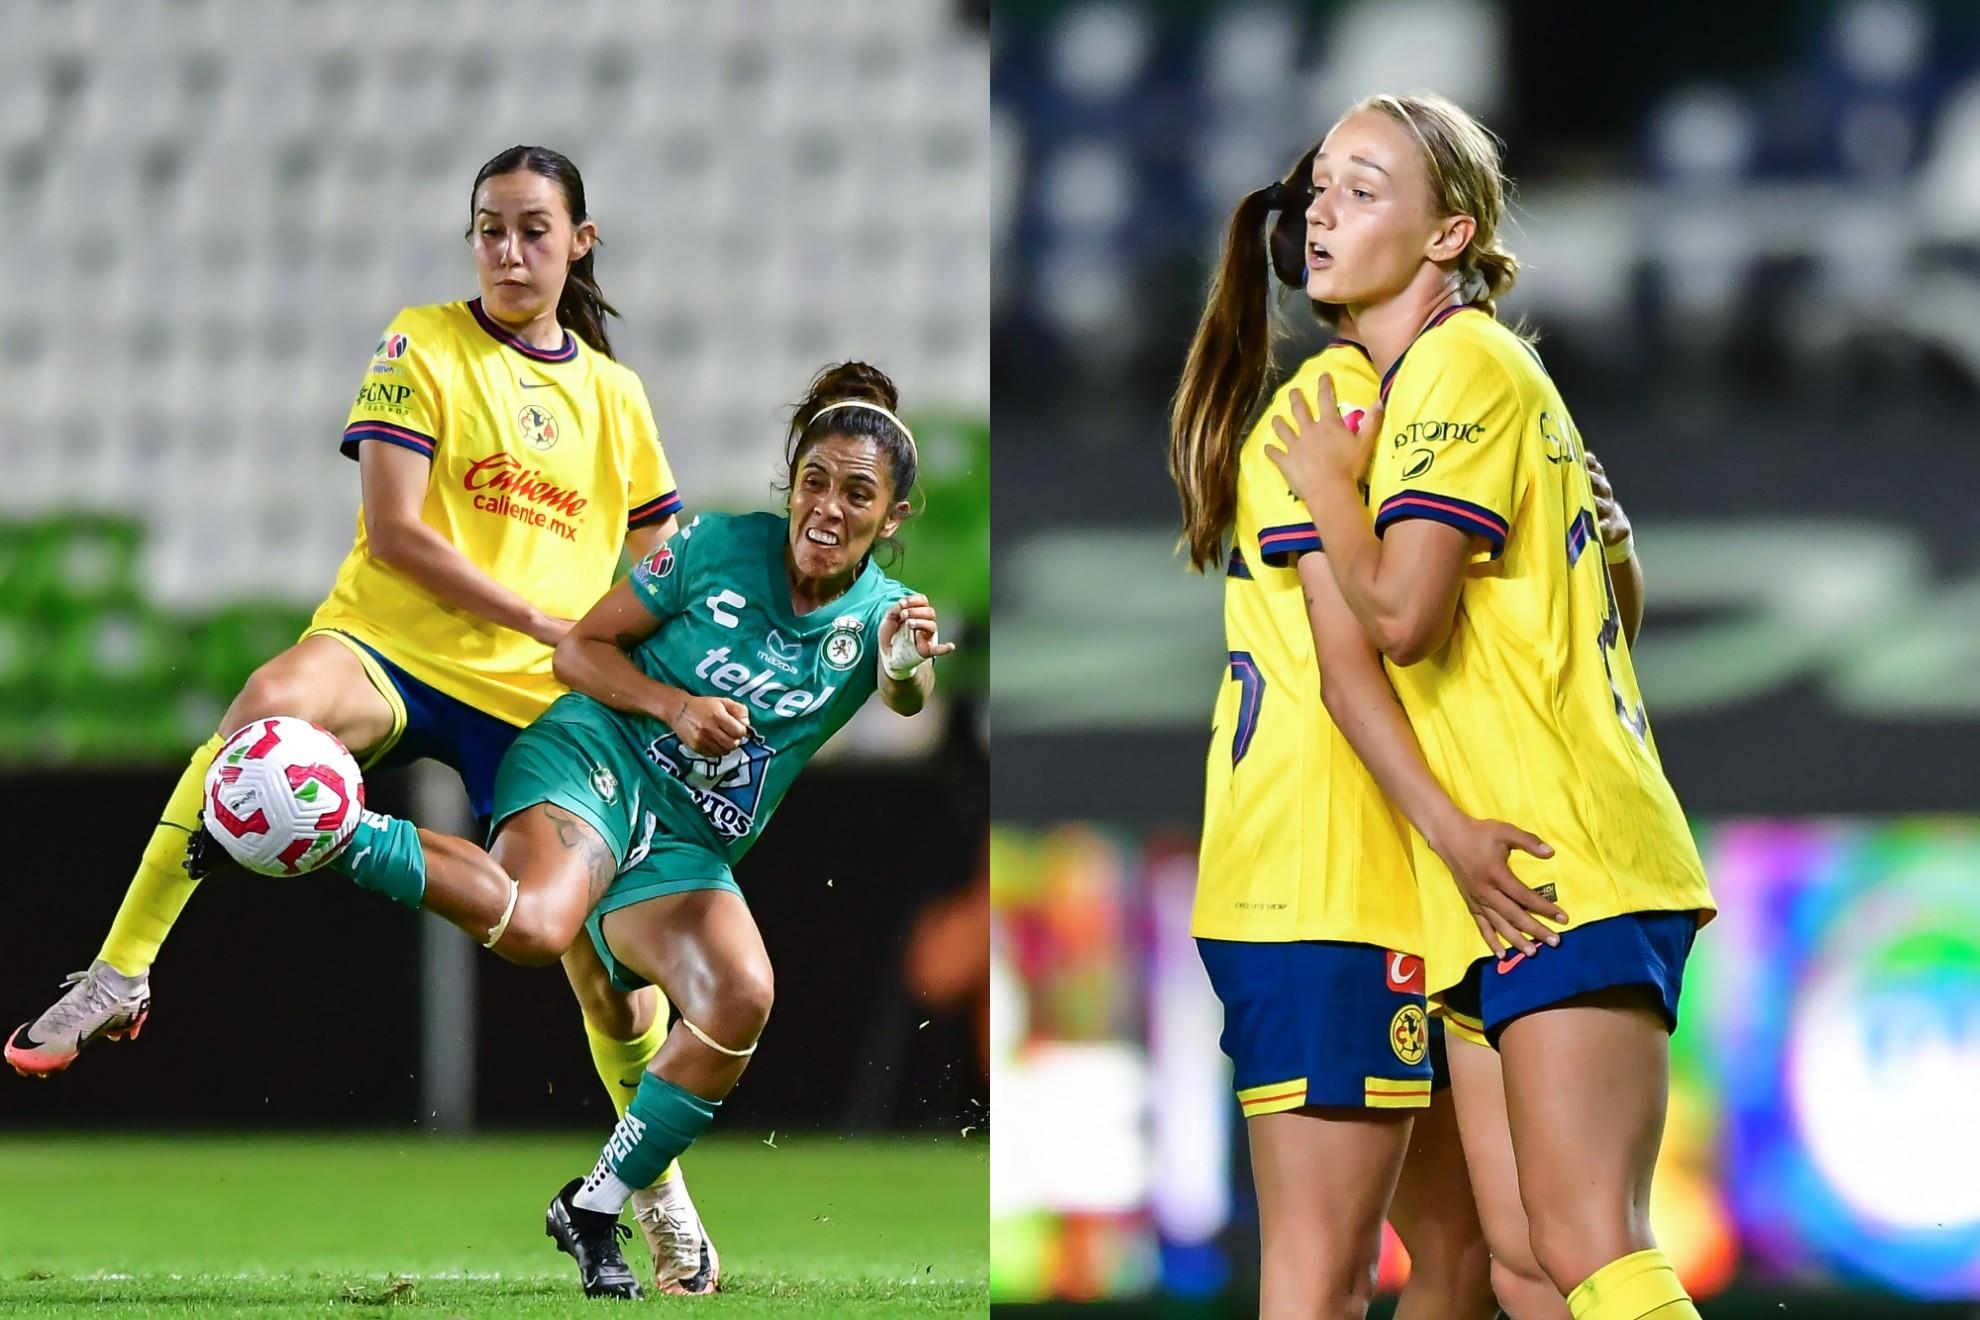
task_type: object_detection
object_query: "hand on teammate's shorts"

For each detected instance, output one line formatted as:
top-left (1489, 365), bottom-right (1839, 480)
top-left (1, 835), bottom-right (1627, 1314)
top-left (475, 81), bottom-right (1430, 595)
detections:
top-left (1433, 814), bottom-right (1568, 959)
top-left (672, 694), bottom-right (750, 756)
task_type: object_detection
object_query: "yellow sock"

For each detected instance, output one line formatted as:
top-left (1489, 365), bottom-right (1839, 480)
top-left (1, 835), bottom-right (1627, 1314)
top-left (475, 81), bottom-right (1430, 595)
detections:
top-left (97, 733), bottom-right (226, 976)
top-left (1566, 1248), bottom-right (1698, 1320)
top-left (583, 994), bottom-right (681, 1185)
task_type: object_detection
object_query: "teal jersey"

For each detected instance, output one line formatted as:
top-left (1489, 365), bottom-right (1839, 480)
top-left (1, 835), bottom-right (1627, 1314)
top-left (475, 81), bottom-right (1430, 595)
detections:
top-left (593, 510), bottom-right (907, 861)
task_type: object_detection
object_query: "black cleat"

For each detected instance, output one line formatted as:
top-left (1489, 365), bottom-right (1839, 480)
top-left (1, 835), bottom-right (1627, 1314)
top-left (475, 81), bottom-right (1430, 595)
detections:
top-left (545, 1177), bottom-right (644, 1300)
top-left (183, 816), bottom-right (223, 881)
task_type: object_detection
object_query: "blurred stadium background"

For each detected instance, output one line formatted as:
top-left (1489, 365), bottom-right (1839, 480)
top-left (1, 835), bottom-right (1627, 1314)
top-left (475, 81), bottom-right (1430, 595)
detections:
top-left (991, 0), bottom-right (1980, 1315)
top-left (0, 1), bottom-right (988, 1314)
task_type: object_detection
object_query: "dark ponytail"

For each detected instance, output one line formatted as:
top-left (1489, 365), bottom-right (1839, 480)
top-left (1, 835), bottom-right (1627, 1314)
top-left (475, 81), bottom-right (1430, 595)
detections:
top-left (785, 361), bottom-right (917, 568)
top-left (469, 145), bottom-right (619, 359)
top-left (1167, 144), bottom-right (1317, 572)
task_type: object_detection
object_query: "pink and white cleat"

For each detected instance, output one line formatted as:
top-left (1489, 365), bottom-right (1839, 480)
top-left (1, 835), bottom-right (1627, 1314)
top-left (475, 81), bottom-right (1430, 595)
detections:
top-left (6, 960), bottom-right (151, 1078)
top-left (632, 1173), bottom-right (721, 1295)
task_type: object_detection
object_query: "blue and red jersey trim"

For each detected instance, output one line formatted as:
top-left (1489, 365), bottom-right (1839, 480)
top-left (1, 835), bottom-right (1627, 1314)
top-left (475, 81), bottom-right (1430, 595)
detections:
top-left (627, 490), bottom-right (684, 529)
top-left (1325, 337), bottom-right (1373, 362)
top-left (340, 421), bottom-right (437, 462)
top-left (1566, 509), bottom-right (1595, 567)
top-left (1374, 489), bottom-right (1509, 557)
top-left (1227, 546), bottom-right (1253, 579)
top-left (1257, 522), bottom-right (1322, 565)
top-left (468, 297), bottom-right (578, 363)
top-left (1378, 304), bottom-right (1478, 406)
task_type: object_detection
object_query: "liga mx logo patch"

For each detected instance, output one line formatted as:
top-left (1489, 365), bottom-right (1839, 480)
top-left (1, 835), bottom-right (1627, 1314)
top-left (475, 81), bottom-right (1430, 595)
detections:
top-left (517, 403), bottom-right (559, 452)
top-left (373, 332), bottom-right (409, 361)
top-left (642, 544), bottom-right (675, 579)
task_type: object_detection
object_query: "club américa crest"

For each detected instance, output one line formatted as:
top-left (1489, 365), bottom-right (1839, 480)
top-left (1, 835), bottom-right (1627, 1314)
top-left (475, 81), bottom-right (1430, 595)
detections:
top-left (822, 614), bottom-right (865, 671)
top-left (517, 403), bottom-right (560, 452)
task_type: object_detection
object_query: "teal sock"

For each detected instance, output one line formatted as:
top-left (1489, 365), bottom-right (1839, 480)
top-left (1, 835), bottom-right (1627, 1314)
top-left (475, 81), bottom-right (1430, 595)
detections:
top-left (331, 810), bottom-right (427, 909)
top-left (572, 1073), bottom-right (719, 1213)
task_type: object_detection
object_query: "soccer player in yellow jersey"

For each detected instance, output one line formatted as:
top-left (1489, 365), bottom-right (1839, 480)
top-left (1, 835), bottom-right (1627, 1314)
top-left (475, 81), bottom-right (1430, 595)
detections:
top-left (1169, 145), bottom-right (1566, 1320)
top-left (1265, 94), bottom-right (1716, 1320)
top-left (7, 146), bottom-right (715, 1292)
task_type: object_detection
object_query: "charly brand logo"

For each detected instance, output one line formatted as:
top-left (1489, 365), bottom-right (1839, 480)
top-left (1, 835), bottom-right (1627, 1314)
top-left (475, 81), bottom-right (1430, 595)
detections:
top-left (822, 615), bottom-right (864, 671)
top-left (705, 590), bottom-right (746, 629)
top-left (517, 403), bottom-right (560, 451)
top-left (462, 453), bottom-right (588, 541)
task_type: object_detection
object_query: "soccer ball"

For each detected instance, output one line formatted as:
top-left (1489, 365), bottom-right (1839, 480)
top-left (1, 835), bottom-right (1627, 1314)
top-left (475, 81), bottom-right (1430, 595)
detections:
top-left (203, 717), bottom-right (365, 876)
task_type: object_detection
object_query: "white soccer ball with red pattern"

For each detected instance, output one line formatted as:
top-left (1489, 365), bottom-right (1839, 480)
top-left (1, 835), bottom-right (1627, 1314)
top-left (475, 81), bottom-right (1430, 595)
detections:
top-left (203, 717), bottom-right (365, 876)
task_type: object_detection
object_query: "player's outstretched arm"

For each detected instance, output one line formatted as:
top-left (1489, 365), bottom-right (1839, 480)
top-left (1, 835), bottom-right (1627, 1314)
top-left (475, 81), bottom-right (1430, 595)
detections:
top-left (553, 579), bottom-right (750, 756)
top-left (359, 442), bottom-right (573, 647)
top-left (1298, 554), bottom-right (1565, 956)
top-left (877, 594), bottom-right (955, 716)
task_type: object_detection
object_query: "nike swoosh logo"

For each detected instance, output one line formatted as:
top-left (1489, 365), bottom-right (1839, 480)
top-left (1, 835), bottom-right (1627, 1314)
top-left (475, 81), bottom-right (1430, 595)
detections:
top-left (1496, 951), bottom-right (1529, 975)
top-left (519, 378), bottom-right (554, 389)
top-left (1389, 954), bottom-right (1410, 983)
top-left (618, 1077), bottom-right (640, 1090)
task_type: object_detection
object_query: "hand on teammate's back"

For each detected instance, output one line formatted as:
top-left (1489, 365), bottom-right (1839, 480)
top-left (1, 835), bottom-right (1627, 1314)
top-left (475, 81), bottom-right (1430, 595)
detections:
top-left (1585, 451), bottom-right (1630, 547)
top-left (1264, 376), bottom-right (1381, 496)
top-left (1430, 814), bottom-right (1567, 958)
top-left (671, 695), bottom-right (751, 756)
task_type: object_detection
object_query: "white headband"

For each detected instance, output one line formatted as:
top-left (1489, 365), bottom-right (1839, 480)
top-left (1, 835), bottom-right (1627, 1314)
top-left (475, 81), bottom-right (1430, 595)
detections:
top-left (810, 399), bottom-right (917, 459)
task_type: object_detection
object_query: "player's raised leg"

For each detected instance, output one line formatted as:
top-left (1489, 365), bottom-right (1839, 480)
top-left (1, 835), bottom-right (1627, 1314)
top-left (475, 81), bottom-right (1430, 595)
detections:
top-left (561, 935), bottom-right (714, 1293)
top-left (6, 634), bottom-right (397, 1077)
top-left (546, 889), bottom-right (765, 1299)
top-left (1443, 1025), bottom-right (1570, 1319)
top-left (1387, 1025), bottom-right (1498, 1320)
top-left (1498, 991), bottom-right (1697, 1320)
top-left (330, 800), bottom-right (605, 962)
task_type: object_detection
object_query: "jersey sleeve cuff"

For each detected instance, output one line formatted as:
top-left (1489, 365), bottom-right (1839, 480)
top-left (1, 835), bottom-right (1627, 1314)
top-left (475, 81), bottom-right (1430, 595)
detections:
top-left (1256, 522), bottom-right (1322, 566)
top-left (627, 490), bottom-right (683, 528)
top-left (1374, 490), bottom-right (1508, 558)
top-left (341, 422), bottom-right (437, 462)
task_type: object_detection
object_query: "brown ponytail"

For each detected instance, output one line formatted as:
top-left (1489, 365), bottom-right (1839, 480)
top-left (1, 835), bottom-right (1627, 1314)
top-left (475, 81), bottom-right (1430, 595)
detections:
top-left (1168, 181), bottom-right (1293, 573)
top-left (469, 145), bottom-right (619, 358)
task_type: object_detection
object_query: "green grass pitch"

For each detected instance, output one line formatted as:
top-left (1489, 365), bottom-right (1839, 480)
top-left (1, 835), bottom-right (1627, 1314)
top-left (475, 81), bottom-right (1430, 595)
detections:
top-left (0, 1132), bottom-right (986, 1317)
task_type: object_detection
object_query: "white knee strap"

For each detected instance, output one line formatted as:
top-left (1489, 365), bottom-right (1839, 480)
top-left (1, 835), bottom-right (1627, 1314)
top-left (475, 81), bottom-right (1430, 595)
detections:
top-left (682, 1015), bottom-right (757, 1057)
top-left (482, 878), bottom-right (521, 949)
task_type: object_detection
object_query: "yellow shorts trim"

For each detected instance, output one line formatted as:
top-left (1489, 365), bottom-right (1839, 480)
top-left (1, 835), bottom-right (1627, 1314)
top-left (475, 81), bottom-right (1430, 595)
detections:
top-left (1438, 1005), bottom-right (1489, 1050)
top-left (1363, 1076), bottom-right (1432, 1109)
top-left (1236, 1078), bottom-right (1309, 1118)
top-left (300, 627), bottom-right (409, 767)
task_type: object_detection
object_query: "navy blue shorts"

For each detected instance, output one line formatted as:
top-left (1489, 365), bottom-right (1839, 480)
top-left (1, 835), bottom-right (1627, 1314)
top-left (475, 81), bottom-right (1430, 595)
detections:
top-left (345, 637), bottom-right (523, 825)
top-left (1196, 940), bottom-right (1433, 1116)
top-left (1440, 910), bottom-right (1700, 1049)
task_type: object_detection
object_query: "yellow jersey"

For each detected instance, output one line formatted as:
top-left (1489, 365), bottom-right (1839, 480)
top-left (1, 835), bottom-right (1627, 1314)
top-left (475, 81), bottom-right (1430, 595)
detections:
top-left (311, 300), bottom-right (681, 727)
top-left (1366, 307), bottom-right (1714, 994)
top-left (1192, 340), bottom-right (1421, 954)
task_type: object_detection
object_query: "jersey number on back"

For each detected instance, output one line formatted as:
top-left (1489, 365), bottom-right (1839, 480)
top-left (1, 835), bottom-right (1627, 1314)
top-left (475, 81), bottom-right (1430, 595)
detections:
top-left (1228, 652), bottom-right (1264, 767)
top-left (1568, 506), bottom-right (1648, 741)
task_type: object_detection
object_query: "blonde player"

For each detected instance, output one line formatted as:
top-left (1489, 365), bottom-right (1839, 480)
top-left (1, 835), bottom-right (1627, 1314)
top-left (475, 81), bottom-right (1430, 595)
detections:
top-left (1265, 94), bottom-right (1715, 1320)
top-left (1169, 145), bottom-right (1563, 1319)
top-left (8, 145), bottom-right (715, 1293)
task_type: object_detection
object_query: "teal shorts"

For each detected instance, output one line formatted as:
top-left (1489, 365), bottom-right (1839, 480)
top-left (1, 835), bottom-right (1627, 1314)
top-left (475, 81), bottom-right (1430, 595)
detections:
top-left (491, 698), bottom-right (742, 993)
